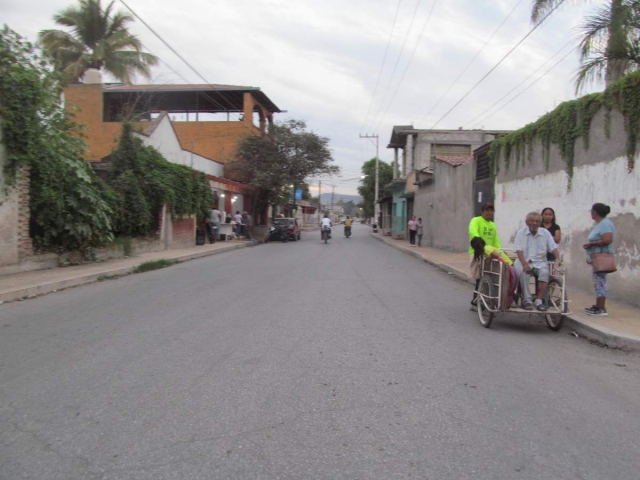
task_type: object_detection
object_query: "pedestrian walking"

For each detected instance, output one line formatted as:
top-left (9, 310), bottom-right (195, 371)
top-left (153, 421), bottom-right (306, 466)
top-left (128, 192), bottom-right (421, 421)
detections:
top-left (210, 206), bottom-right (221, 241)
top-left (407, 215), bottom-right (417, 246)
top-left (583, 203), bottom-right (616, 317)
top-left (416, 218), bottom-right (424, 247)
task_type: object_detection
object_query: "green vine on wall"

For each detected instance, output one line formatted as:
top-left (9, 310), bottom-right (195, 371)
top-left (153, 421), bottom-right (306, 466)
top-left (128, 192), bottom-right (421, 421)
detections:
top-left (489, 70), bottom-right (640, 185)
top-left (109, 124), bottom-right (212, 237)
top-left (0, 27), bottom-right (114, 251)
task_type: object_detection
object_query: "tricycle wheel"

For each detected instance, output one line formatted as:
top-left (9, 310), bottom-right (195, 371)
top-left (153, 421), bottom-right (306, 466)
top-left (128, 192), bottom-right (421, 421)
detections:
top-left (477, 276), bottom-right (496, 328)
top-left (545, 279), bottom-right (567, 331)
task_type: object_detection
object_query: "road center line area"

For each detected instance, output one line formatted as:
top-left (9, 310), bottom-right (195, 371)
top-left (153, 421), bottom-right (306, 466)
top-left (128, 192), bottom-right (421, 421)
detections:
top-left (1, 224), bottom-right (639, 479)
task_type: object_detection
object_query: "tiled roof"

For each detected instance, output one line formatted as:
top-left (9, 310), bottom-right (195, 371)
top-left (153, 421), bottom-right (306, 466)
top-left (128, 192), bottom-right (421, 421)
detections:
top-left (435, 155), bottom-right (474, 167)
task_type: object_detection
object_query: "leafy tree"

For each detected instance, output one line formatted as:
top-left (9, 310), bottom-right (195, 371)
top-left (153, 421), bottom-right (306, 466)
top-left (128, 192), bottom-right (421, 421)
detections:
top-left (337, 199), bottom-right (357, 217)
top-left (38, 0), bottom-right (158, 83)
top-left (230, 119), bottom-right (339, 224)
top-left (531, 0), bottom-right (640, 91)
top-left (357, 158), bottom-right (393, 218)
top-left (0, 27), bottom-right (114, 252)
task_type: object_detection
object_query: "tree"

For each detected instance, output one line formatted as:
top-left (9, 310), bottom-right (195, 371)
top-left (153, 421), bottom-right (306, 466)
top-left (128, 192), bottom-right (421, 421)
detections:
top-left (357, 158), bottom-right (393, 218)
top-left (337, 199), bottom-right (357, 217)
top-left (575, 0), bottom-right (640, 92)
top-left (230, 119), bottom-right (339, 224)
top-left (38, 0), bottom-right (158, 83)
top-left (531, 0), bottom-right (640, 91)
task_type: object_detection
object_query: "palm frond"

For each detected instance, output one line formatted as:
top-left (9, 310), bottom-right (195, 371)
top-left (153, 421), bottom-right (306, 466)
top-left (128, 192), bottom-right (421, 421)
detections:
top-left (42, 0), bottom-right (157, 83)
top-left (574, 56), bottom-right (608, 93)
top-left (531, 0), bottom-right (569, 24)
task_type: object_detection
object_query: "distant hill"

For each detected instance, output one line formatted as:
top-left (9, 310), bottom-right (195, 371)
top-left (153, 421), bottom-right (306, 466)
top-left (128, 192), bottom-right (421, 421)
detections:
top-left (319, 193), bottom-right (363, 205)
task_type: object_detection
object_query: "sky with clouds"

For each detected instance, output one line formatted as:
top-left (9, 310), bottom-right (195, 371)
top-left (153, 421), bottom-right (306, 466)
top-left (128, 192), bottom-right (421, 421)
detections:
top-left (3, 0), bottom-right (607, 195)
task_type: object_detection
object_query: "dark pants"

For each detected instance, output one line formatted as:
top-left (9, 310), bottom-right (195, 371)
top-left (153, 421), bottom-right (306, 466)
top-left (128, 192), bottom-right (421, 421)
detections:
top-left (409, 230), bottom-right (417, 245)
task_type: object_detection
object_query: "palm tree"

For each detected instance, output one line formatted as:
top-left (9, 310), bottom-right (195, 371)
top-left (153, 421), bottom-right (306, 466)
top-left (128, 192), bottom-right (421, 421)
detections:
top-left (531, 0), bottom-right (638, 90)
top-left (39, 0), bottom-right (158, 84)
top-left (575, 0), bottom-right (640, 91)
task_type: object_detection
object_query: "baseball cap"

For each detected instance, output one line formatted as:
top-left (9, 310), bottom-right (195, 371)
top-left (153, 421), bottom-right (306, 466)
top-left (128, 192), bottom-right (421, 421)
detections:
top-left (481, 202), bottom-right (495, 211)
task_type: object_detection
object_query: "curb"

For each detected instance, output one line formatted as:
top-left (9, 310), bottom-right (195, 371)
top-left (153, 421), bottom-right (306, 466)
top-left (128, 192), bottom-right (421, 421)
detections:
top-left (0, 243), bottom-right (248, 303)
top-left (371, 233), bottom-right (640, 352)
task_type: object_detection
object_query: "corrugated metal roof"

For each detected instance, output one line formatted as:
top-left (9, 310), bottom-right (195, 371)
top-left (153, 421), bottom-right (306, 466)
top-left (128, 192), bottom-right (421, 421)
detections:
top-left (103, 83), bottom-right (258, 93)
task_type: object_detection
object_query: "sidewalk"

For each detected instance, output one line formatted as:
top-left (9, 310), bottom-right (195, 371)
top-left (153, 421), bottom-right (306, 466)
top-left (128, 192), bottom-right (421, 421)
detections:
top-left (372, 233), bottom-right (640, 352)
top-left (0, 240), bottom-right (249, 303)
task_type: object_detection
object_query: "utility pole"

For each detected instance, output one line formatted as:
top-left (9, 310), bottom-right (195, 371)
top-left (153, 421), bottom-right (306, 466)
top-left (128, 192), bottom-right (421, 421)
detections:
top-left (325, 183), bottom-right (336, 223)
top-left (318, 180), bottom-right (322, 225)
top-left (359, 134), bottom-right (379, 226)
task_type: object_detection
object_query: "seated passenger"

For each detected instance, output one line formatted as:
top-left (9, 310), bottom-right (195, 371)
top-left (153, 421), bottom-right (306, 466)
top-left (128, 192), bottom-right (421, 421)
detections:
top-left (471, 237), bottom-right (519, 308)
top-left (513, 211), bottom-right (560, 312)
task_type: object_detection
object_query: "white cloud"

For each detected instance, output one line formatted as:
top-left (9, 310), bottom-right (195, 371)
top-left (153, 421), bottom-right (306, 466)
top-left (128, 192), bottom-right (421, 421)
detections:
top-left (1, 0), bottom-right (609, 194)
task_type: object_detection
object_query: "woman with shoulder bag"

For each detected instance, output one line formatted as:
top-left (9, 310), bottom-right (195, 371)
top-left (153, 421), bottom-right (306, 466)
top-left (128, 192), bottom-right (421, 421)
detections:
top-left (583, 203), bottom-right (616, 317)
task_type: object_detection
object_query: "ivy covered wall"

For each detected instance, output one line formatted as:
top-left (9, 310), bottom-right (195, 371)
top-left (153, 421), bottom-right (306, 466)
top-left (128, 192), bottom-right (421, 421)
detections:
top-left (489, 76), bottom-right (640, 308)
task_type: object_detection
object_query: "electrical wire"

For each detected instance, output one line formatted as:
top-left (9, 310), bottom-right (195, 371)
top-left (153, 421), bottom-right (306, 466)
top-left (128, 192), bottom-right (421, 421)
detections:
top-left (119, 0), bottom-right (252, 120)
top-left (429, 0), bottom-right (567, 129)
top-left (372, 0), bottom-right (438, 133)
top-left (471, 48), bottom-right (575, 128)
top-left (359, 0), bottom-right (403, 133)
top-left (417, 0), bottom-right (525, 126)
top-left (365, 0), bottom-right (424, 133)
top-left (461, 39), bottom-right (574, 128)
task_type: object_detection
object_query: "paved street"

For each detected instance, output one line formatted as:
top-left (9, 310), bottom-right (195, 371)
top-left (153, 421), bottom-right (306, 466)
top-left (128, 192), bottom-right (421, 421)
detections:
top-left (1, 223), bottom-right (639, 479)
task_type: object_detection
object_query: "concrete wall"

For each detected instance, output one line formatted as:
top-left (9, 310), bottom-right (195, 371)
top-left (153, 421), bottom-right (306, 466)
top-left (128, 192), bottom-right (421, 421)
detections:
top-left (494, 108), bottom-right (640, 307)
top-left (414, 160), bottom-right (474, 252)
top-left (0, 122), bottom-right (19, 267)
top-left (0, 119), bottom-right (33, 271)
top-left (414, 130), bottom-right (494, 171)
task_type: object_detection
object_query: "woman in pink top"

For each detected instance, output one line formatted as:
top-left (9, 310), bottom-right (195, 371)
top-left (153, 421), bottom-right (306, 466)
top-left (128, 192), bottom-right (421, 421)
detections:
top-left (407, 215), bottom-right (418, 246)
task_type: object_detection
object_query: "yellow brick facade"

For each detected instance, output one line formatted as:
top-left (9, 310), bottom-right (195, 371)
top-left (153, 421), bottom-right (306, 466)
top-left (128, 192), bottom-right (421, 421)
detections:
top-left (64, 85), bottom-right (271, 165)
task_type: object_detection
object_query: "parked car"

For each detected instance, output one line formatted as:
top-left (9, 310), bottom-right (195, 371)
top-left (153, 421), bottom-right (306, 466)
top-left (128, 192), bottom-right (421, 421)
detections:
top-left (273, 218), bottom-right (301, 241)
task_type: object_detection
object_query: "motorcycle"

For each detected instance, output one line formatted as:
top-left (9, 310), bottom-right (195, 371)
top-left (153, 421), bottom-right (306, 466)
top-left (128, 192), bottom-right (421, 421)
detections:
top-left (321, 225), bottom-right (331, 244)
top-left (344, 226), bottom-right (351, 238)
top-left (267, 223), bottom-right (289, 243)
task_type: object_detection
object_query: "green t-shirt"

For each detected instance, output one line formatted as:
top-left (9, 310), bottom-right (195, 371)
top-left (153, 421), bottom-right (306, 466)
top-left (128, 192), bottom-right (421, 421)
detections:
top-left (469, 216), bottom-right (501, 256)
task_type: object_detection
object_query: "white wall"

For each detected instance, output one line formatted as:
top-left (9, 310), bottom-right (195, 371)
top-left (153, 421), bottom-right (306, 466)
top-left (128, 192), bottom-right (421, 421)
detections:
top-left (137, 116), bottom-right (224, 178)
top-left (0, 120), bottom-right (20, 267)
top-left (495, 155), bottom-right (640, 306)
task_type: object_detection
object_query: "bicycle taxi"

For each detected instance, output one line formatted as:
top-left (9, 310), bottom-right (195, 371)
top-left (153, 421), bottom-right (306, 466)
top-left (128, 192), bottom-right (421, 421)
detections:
top-left (474, 250), bottom-right (570, 331)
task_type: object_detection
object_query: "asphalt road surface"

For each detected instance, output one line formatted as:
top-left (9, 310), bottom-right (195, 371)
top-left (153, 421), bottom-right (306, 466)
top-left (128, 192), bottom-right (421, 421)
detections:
top-left (1, 223), bottom-right (639, 479)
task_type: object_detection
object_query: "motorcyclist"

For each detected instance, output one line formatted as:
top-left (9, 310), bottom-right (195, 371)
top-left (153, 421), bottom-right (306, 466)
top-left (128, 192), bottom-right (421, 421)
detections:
top-left (321, 214), bottom-right (332, 239)
top-left (344, 216), bottom-right (352, 237)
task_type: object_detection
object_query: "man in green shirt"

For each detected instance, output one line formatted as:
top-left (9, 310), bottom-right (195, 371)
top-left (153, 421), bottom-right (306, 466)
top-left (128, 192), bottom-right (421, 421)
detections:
top-left (469, 202), bottom-right (502, 310)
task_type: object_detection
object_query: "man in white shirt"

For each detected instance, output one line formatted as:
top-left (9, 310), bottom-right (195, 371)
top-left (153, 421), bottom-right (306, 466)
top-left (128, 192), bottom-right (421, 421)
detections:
top-left (321, 215), bottom-right (332, 239)
top-left (233, 211), bottom-right (243, 236)
top-left (210, 207), bottom-right (221, 241)
top-left (514, 211), bottom-right (560, 311)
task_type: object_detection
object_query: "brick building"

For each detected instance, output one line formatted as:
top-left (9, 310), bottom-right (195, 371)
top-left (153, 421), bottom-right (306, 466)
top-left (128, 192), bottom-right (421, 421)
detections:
top-left (63, 70), bottom-right (282, 215)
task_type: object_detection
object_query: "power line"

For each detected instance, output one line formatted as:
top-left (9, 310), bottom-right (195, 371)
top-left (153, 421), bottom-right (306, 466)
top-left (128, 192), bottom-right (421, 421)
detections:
top-left (417, 0), bottom-right (525, 126)
top-left (429, 0), bottom-right (566, 130)
top-left (461, 39), bottom-right (574, 129)
top-left (471, 48), bottom-right (575, 128)
top-left (372, 0), bottom-right (438, 133)
top-left (365, 0), bottom-right (424, 133)
top-left (360, 0), bottom-right (403, 133)
top-left (119, 0), bottom-right (247, 118)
